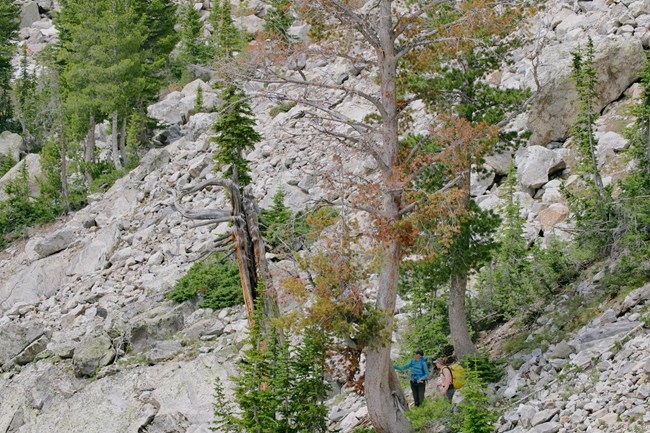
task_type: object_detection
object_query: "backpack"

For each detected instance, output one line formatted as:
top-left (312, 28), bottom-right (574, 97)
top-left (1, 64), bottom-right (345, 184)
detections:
top-left (448, 364), bottom-right (465, 389)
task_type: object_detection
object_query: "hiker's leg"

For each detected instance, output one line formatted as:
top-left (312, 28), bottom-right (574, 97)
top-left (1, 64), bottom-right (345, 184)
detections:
top-left (446, 385), bottom-right (455, 401)
top-left (410, 382), bottom-right (420, 406)
top-left (418, 382), bottom-right (426, 406)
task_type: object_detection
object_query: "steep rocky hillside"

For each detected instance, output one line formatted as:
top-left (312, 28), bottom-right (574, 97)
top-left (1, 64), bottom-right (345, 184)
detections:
top-left (0, 0), bottom-right (649, 432)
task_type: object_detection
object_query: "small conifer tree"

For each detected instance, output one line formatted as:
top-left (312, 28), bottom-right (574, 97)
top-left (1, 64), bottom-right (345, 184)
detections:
top-left (0, 0), bottom-right (20, 130)
top-left (211, 85), bottom-right (261, 186)
top-left (212, 0), bottom-right (241, 59)
top-left (568, 36), bottom-right (615, 255)
top-left (212, 308), bottom-right (330, 433)
top-left (179, 0), bottom-right (211, 68)
top-left (476, 163), bottom-right (532, 320)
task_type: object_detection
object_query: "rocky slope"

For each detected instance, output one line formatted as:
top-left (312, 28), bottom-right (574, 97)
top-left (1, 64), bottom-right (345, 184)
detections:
top-left (0, 0), bottom-right (649, 432)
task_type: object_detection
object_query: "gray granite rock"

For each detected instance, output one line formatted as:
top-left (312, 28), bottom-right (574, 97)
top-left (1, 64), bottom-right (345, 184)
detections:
top-left (72, 333), bottom-right (116, 377)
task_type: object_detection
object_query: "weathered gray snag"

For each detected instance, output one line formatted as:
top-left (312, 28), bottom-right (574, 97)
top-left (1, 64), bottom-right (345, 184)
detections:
top-left (169, 177), bottom-right (277, 326)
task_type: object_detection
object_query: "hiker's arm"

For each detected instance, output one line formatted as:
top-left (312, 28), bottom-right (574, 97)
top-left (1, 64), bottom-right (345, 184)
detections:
top-left (393, 360), bottom-right (412, 371)
top-left (439, 367), bottom-right (452, 394)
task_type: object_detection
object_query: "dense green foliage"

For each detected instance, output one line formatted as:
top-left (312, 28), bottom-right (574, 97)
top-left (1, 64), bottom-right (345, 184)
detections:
top-left (451, 369), bottom-right (499, 433)
top-left (211, 0), bottom-right (242, 59)
top-left (212, 317), bottom-right (330, 433)
top-left (212, 85), bottom-right (261, 186)
top-left (177, 0), bottom-right (211, 79)
top-left (259, 188), bottom-right (313, 255)
top-left (0, 163), bottom-right (60, 247)
top-left (474, 164), bottom-right (532, 323)
top-left (614, 54), bottom-right (650, 290)
top-left (399, 260), bottom-right (454, 360)
top-left (565, 37), bottom-right (615, 258)
top-left (56, 0), bottom-right (178, 159)
top-left (0, 153), bottom-right (15, 178)
top-left (165, 253), bottom-right (243, 310)
top-left (0, 0), bottom-right (19, 130)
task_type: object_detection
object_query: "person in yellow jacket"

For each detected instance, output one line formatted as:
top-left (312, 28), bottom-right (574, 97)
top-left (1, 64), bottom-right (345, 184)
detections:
top-left (432, 358), bottom-right (458, 400)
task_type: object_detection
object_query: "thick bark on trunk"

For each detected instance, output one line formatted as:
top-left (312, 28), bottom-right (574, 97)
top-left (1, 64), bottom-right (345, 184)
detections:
top-left (84, 114), bottom-right (96, 185)
top-left (448, 166), bottom-right (477, 359)
top-left (448, 272), bottom-right (476, 359)
top-left (111, 111), bottom-right (122, 170)
top-left (364, 2), bottom-right (410, 432)
top-left (365, 239), bottom-right (410, 433)
top-left (120, 116), bottom-right (129, 167)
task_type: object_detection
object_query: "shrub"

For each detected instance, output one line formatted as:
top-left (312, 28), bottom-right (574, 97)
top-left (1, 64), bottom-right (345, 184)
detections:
top-left (405, 397), bottom-right (453, 431)
top-left (0, 153), bottom-right (15, 177)
top-left (452, 369), bottom-right (499, 433)
top-left (0, 162), bottom-right (60, 248)
top-left (165, 253), bottom-right (243, 310)
top-left (460, 353), bottom-right (504, 384)
top-left (260, 189), bottom-right (336, 256)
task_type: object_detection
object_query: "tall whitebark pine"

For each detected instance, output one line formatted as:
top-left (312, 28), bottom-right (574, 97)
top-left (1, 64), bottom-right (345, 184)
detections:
top-left (226, 1), bottom-right (528, 431)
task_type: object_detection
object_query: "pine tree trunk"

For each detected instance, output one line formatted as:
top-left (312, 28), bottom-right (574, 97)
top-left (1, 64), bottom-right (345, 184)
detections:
top-left (448, 164), bottom-right (477, 359)
top-left (364, 2), bottom-right (410, 431)
top-left (365, 239), bottom-right (410, 433)
top-left (84, 114), bottom-right (96, 185)
top-left (449, 272), bottom-right (476, 359)
top-left (111, 111), bottom-right (122, 170)
top-left (120, 116), bottom-right (129, 167)
top-left (53, 68), bottom-right (71, 214)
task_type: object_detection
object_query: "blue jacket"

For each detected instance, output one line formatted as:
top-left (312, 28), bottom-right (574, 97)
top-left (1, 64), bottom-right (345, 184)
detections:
top-left (394, 356), bottom-right (429, 382)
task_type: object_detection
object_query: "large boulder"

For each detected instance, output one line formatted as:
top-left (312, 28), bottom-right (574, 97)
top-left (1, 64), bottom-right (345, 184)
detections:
top-left (515, 146), bottom-right (566, 189)
top-left (0, 154), bottom-right (42, 201)
top-left (148, 91), bottom-right (190, 125)
top-left (20, 2), bottom-right (40, 29)
top-left (72, 332), bottom-right (116, 377)
top-left (538, 203), bottom-right (570, 231)
top-left (527, 37), bottom-right (645, 146)
top-left (128, 305), bottom-right (185, 352)
top-left (0, 256), bottom-right (66, 314)
top-left (0, 131), bottom-right (23, 161)
top-left (147, 82), bottom-right (219, 126)
top-left (0, 322), bottom-right (47, 370)
top-left (65, 225), bottom-right (120, 276)
top-left (235, 14), bottom-right (264, 34)
top-left (131, 148), bottom-right (171, 182)
top-left (33, 228), bottom-right (76, 258)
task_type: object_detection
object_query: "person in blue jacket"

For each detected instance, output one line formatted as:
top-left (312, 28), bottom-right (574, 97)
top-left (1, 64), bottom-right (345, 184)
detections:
top-left (393, 349), bottom-right (429, 407)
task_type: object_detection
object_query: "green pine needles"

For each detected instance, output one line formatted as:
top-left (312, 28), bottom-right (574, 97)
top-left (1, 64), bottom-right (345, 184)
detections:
top-left (178, 0), bottom-right (211, 69)
top-left (567, 36), bottom-right (615, 256)
top-left (165, 252), bottom-right (243, 310)
top-left (0, 0), bottom-right (20, 130)
top-left (211, 0), bottom-right (242, 59)
top-left (259, 188), bottom-right (311, 255)
top-left (212, 317), bottom-right (330, 433)
top-left (475, 163), bottom-right (533, 322)
top-left (212, 85), bottom-right (261, 186)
